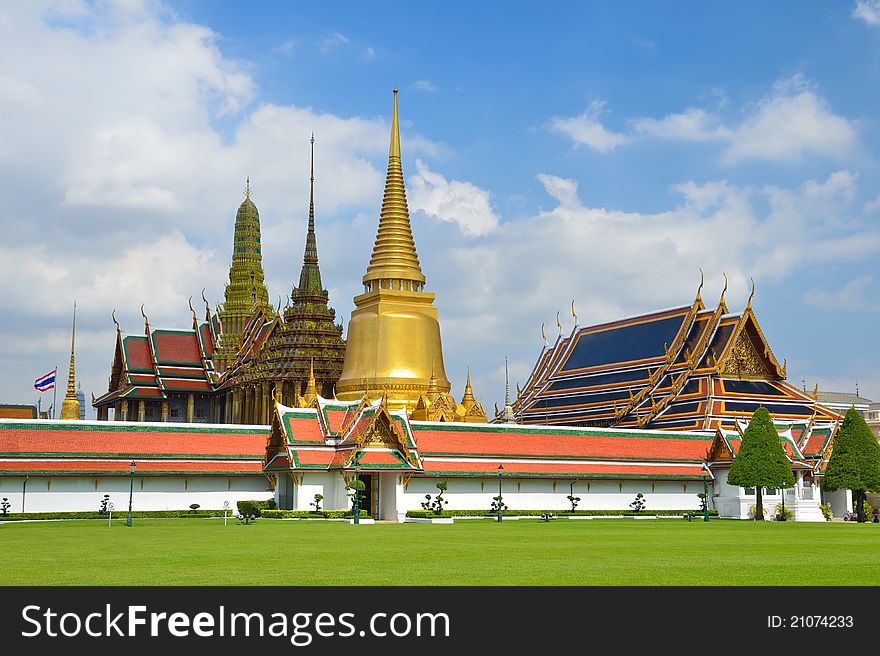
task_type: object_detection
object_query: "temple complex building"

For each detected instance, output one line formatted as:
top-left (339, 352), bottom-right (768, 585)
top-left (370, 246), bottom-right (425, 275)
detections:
top-left (215, 134), bottom-right (346, 423)
top-left (514, 276), bottom-right (841, 431)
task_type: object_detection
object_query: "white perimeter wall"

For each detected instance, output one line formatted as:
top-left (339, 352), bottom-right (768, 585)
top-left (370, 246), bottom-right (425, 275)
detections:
top-left (0, 475), bottom-right (273, 513)
top-left (274, 473), bottom-right (709, 521)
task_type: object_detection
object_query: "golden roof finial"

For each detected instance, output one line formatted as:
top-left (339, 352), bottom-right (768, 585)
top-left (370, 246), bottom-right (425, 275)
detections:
top-left (201, 288), bottom-right (211, 321)
top-left (556, 310), bottom-right (562, 336)
top-left (140, 304), bottom-right (150, 333)
top-left (188, 296), bottom-right (198, 328)
top-left (60, 301), bottom-right (81, 421)
top-left (362, 88), bottom-right (426, 286)
top-left (571, 300), bottom-right (578, 327)
top-left (111, 308), bottom-right (121, 335)
top-left (697, 268), bottom-right (704, 304)
top-left (244, 176), bottom-right (252, 199)
top-left (541, 322), bottom-right (548, 347)
top-left (719, 272), bottom-right (728, 310)
top-left (746, 277), bottom-right (755, 309)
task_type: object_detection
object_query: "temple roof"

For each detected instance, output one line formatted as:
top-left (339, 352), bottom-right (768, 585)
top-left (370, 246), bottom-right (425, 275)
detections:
top-left (94, 316), bottom-right (217, 407)
top-left (516, 282), bottom-right (839, 431)
top-left (0, 419), bottom-right (266, 476)
top-left (263, 396), bottom-right (714, 480)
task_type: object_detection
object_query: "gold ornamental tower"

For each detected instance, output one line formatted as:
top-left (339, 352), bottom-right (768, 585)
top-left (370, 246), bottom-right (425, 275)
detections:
top-left (336, 89), bottom-right (450, 409)
top-left (59, 301), bottom-right (81, 421)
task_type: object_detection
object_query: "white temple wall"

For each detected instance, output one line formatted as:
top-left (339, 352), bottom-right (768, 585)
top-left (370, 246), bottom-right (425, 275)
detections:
top-left (0, 475), bottom-right (271, 513)
top-left (396, 476), bottom-right (708, 518)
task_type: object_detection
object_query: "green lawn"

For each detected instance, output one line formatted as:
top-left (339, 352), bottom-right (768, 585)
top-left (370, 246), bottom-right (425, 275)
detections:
top-left (2, 517), bottom-right (879, 585)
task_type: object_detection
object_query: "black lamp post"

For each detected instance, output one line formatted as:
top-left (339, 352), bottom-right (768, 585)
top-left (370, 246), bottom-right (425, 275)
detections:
top-left (497, 464), bottom-right (504, 523)
top-left (126, 460), bottom-right (136, 527)
top-left (22, 475), bottom-right (28, 514)
top-left (353, 463), bottom-right (361, 525)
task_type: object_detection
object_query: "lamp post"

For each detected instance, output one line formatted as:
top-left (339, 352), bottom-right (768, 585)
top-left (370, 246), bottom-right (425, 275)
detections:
top-left (353, 464), bottom-right (361, 525)
top-left (22, 476), bottom-right (28, 514)
top-left (497, 464), bottom-right (504, 523)
top-left (126, 460), bottom-right (136, 527)
top-left (702, 472), bottom-right (709, 522)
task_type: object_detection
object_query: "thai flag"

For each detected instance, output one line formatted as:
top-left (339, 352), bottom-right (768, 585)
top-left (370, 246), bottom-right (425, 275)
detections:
top-left (34, 369), bottom-right (57, 392)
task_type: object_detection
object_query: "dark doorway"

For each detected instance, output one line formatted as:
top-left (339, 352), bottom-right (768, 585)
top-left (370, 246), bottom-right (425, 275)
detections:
top-left (359, 474), bottom-right (373, 518)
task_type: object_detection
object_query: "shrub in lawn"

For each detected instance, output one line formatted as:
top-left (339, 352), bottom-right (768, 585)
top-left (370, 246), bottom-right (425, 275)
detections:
top-left (630, 493), bottom-right (646, 513)
top-left (237, 499), bottom-right (276, 517)
top-left (421, 481), bottom-right (448, 515)
top-left (697, 493), bottom-right (708, 514)
top-left (1, 497), bottom-right (10, 516)
top-left (98, 494), bottom-right (111, 514)
top-left (749, 504), bottom-right (768, 520)
top-left (189, 504), bottom-right (201, 513)
top-left (310, 494), bottom-right (323, 513)
top-left (490, 495), bottom-right (507, 514)
top-left (567, 494), bottom-right (580, 512)
top-left (819, 504), bottom-right (832, 521)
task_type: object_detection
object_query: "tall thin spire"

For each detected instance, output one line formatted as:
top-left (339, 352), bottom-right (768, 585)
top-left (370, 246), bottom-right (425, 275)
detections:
top-left (298, 133), bottom-right (323, 292)
top-left (60, 301), bottom-right (81, 421)
top-left (362, 88), bottom-right (426, 287)
top-left (504, 356), bottom-right (510, 408)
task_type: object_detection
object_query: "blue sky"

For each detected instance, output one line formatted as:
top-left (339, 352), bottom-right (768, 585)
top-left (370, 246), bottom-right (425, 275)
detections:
top-left (1, 0), bottom-right (879, 415)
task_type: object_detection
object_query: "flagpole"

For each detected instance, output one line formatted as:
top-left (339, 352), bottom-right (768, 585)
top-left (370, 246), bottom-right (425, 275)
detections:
top-left (52, 364), bottom-right (57, 419)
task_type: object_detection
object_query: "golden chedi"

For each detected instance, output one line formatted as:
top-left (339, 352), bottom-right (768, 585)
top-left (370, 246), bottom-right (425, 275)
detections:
top-left (336, 89), bottom-right (451, 410)
top-left (59, 302), bottom-right (81, 421)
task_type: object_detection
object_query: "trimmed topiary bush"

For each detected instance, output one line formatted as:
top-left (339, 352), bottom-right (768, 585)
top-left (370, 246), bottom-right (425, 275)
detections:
top-left (236, 499), bottom-right (276, 517)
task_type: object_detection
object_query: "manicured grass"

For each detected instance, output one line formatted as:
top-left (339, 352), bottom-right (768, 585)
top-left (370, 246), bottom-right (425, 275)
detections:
top-left (1, 518), bottom-right (879, 585)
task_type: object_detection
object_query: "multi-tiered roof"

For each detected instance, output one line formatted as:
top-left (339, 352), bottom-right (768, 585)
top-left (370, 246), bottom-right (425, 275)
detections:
top-left (515, 278), bottom-right (841, 431)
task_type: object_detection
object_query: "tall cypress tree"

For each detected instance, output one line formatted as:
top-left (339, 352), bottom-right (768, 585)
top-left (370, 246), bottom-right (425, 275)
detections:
top-left (727, 406), bottom-right (795, 521)
top-left (822, 407), bottom-right (880, 522)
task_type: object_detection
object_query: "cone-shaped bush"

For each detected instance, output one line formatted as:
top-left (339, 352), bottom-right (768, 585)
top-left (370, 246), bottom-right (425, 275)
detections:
top-left (822, 407), bottom-right (880, 522)
top-left (727, 406), bottom-right (795, 521)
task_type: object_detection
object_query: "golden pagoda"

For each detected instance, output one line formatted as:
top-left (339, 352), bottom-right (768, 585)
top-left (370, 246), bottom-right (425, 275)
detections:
top-left (336, 89), bottom-right (451, 410)
top-left (59, 302), bottom-right (81, 421)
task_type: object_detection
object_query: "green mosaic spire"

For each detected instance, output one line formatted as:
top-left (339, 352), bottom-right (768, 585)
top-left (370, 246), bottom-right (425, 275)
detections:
top-left (216, 179), bottom-right (273, 372)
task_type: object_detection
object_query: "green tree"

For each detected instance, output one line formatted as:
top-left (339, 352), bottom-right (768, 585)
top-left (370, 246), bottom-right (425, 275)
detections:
top-left (822, 407), bottom-right (880, 523)
top-left (727, 406), bottom-right (794, 521)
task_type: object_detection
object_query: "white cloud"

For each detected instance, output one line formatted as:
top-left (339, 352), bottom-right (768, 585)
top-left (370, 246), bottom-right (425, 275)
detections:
top-left (633, 107), bottom-right (730, 142)
top-left (722, 77), bottom-right (858, 163)
top-left (320, 31), bottom-right (349, 54)
top-left (633, 76), bottom-right (858, 164)
top-left (408, 159), bottom-right (500, 237)
top-left (414, 80), bottom-right (438, 93)
top-left (364, 46), bottom-right (376, 58)
top-left (805, 276), bottom-right (880, 313)
top-left (0, 2), bottom-right (445, 409)
top-left (853, 0), bottom-right (880, 25)
top-left (549, 100), bottom-right (630, 153)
